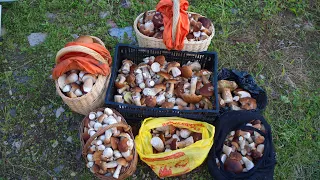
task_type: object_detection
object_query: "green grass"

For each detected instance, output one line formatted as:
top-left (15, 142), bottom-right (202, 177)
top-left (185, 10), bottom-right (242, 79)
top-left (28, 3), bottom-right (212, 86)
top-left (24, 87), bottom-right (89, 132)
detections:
top-left (0, 0), bottom-right (319, 179)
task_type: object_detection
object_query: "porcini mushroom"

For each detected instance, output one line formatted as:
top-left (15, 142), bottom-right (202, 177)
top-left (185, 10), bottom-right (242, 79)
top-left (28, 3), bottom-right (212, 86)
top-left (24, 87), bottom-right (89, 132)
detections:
top-left (58, 74), bottom-right (67, 89)
top-left (145, 96), bottom-right (157, 107)
top-left (239, 97), bottom-right (257, 110)
top-left (242, 156), bottom-right (254, 171)
top-left (181, 77), bottom-right (202, 104)
top-left (113, 158), bottom-right (128, 179)
top-left (170, 136), bottom-right (194, 150)
top-left (151, 136), bottom-right (165, 152)
top-left (165, 79), bottom-right (178, 98)
top-left (218, 80), bottom-right (238, 92)
top-left (121, 59), bottom-right (133, 74)
top-left (199, 83), bottom-right (214, 97)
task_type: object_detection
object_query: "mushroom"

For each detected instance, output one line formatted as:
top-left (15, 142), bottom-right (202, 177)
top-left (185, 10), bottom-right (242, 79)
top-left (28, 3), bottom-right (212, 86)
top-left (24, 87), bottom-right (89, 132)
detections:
top-left (180, 66), bottom-right (193, 78)
top-left (174, 82), bottom-right (185, 98)
top-left (218, 80), bottom-right (238, 92)
top-left (161, 102), bottom-right (174, 109)
top-left (186, 33), bottom-right (195, 41)
top-left (117, 85), bottom-right (129, 94)
top-left (224, 156), bottom-right (243, 174)
top-left (165, 79), bottom-right (178, 98)
top-left (176, 98), bottom-right (188, 107)
top-left (186, 61), bottom-right (201, 71)
top-left (165, 134), bottom-right (180, 145)
top-left (90, 164), bottom-right (100, 174)
top-left (114, 95), bottom-right (124, 103)
top-left (65, 72), bottom-right (78, 84)
top-left (115, 74), bottom-right (127, 89)
top-left (143, 11), bottom-right (155, 23)
top-left (113, 158), bottom-right (128, 179)
top-left (181, 77), bottom-right (202, 104)
top-left (113, 150), bottom-right (122, 159)
top-left (101, 161), bottom-right (118, 171)
top-left (239, 97), bottom-right (257, 110)
top-left (257, 144), bottom-right (264, 154)
top-left (235, 91), bottom-right (251, 98)
top-left (123, 92), bottom-right (133, 104)
top-left (145, 96), bottom-right (157, 107)
top-left (111, 137), bottom-right (119, 150)
top-left (167, 62), bottom-right (181, 77)
top-left (121, 59), bottom-right (133, 74)
top-left (151, 136), bottom-right (165, 152)
top-left (62, 84), bottom-right (71, 92)
top-left (229, 101), bottom-right (241, 110)
top-left (152, 12), bottom-right (164, 28)
top-left (180, 129), bottom-right (192, 138)
top-left (254, 135), bottom-right (265, 145)
top-left (156, 92), bottom-right (166, 106)
top-left (222, 144), bottom-right (232, 156)
top-left (143, 88), bottom-right (162, 96)
top-left (131, 87), bottom-right (142, 106)
top-left (199, 83), bottom-right (214, 97)
top-left (82, 74), bottom-right (97, 83)
top-left (242, 156), bottom-right (254, 171)
top-left (170, 136), bottom-right (194, 150)
top-left (153, 31), bottom-right (164, 39)
top-left (145, 78), bottom-right (155, 87)
top-left (58, 74), bottom-right (67, 89)
top-left (83, 78), bottom-right (94, 93)
top-left (191, 132), bottom-right (202, 142)
top-left (221, 88), bottom-right (233, 103)
top-left (126, 73), bottom-right (136, 87)
top-left (156, 72), bottom-right (172, 84)
top-left (104, 129), bottom-right (112, 144)
top-left (151, 62), bottom-right (161, 72)
top-left (198, 17), bottom-right (212, 29)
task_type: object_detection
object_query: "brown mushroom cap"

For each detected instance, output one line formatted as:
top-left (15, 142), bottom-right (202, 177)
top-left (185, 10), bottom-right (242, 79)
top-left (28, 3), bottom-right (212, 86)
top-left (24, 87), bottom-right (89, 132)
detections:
top-left (118, 138), bottom-right (129, 152)
top-left (186, 33), bottom-right (195, 40)
top-left (174, 82), bottom-right (185, 98)
top-left (122, 59), bottom-right (133, 66)
top-left (224, 158), bottom-right (243, 174)
top-left (169, 125), bottom-right (176, 135)
top-left (117, 158), bottom-right (128, 167)
top-left (91, 164), bottom-right (100, 173)
top-left (155, 55), bottom-right (166, 66)
top-left (143, 11), bottom-right (155, 23)
top-left (192, 132), bottom-right (202, 142)
top-left (131, 87), bottom-right (142, 93)
top-left (159, 133), bottom-right (166, 144)
top-left (130, 64), bottom-right (137, 73)
top-left (161, 102), bottom-right (174, 109)
top-left (218, 80), bottom-right (238, 92)
top-left (198, 17), bottom-right (212, 29)
top-left (251, 150), bottom-right (262, 160)
top-left (75, 36), bottom-right (93, 43)
top-left (126, 73), bottom-right (136, 87)
top-left (239, 97), bottom-right (257, 110)
top-left (153, 31), bottom-right (164, 39)
top-left (82, 128), bottom-right (90, 142)
top-left (193, 21), bottom-right (202, 32)
top-left (145, 96), bottom-right (157, 107)
top-left (170, 139), bottom-right (178, 150)
top-left (229, 152), bottom-right (243, 161)
top-left (180, 66), bottom-right (193, 78)
top-left (154, 83), bottom-right (166, 91)
top-left (158, 72), bottom-right (172, 80)
top-left (181, 94), bottom-right (203, 104)
top-left (199, 83), bottom-right (214, 97)
top-left (139, 24), bottom-right (155, 37)
top-left (166, 79), bottom-right (178, 85)
top-left (110, 137), bottom-right (119, 150)
top-left (167, 61), bottom-right (180, 72)
top-left (152, 12), bottom-right (164, 28)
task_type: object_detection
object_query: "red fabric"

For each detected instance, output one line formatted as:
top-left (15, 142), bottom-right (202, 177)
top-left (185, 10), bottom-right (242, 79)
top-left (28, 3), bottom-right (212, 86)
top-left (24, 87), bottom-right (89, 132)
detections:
top-left (156, 0), bottom-right (189, 50)
top-left (52, 42), bottom-right (111, 79)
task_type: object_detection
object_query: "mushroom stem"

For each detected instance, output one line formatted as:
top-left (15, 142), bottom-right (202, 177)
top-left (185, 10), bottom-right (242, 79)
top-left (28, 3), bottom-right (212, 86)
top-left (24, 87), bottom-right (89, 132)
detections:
top-left (190, 77), bottom-right (198, 94)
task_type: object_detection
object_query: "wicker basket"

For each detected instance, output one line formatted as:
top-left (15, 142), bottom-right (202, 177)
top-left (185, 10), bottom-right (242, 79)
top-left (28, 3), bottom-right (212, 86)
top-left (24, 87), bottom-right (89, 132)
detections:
top-left (80, 108), bottom-right (138, 180)
top-left (133, 0), bottom-right (215, 52)
top-left (54, 36), bottom-right (111, 115)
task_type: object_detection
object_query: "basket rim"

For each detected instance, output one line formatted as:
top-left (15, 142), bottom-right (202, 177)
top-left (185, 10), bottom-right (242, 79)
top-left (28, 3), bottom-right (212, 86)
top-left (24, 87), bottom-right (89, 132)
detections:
top-left (133, 10), bottom-right (215, 45)
top-left (105, 44), bottom-right (220, 116)
top-left (56, 74), bottom-right (109, 100)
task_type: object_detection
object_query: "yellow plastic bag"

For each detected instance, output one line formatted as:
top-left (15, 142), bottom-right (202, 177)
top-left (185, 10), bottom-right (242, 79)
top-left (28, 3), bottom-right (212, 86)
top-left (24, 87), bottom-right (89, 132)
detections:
top-left (135, 117), bottom-right (215, 178)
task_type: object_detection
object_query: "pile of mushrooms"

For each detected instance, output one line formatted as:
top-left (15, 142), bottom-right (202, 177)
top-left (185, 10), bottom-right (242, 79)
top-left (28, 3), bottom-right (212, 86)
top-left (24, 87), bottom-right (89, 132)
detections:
top-left (114, 56), bottom-right (215, 110)
top-left (216, 120), bottom-right (266, 173)
top-left (82, 108), bottom-right (134, 179)
top-left (138, 11), bottom-right (213, 41)
top-left (57, 70), bottom-right (97, 98)
top-left (217, 80), bottom-right (257, 110)
top-left (150, 125), bottom-right (202, 153)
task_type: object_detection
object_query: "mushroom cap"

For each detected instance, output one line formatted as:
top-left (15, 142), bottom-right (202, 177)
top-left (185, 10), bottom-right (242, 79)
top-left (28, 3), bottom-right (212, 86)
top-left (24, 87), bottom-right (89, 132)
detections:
top-left (145, 96), bottom-right (157, 107)
top-left (167, 61), bottom-right (180, 71)
top-left (91, 164), bottom-right (100, 173)
top-left (170, 139), bottom-right (178, 150)
top-left (224, 158), bottom-right (243, 174)
top-left (166, 79), bottom-right (178, 84)
top-left (169, 125), bottom-right (176, 135)
top-left (131, 87), bottom-right (142, 93)
top-left (192, 132), bottom-right (202, 142)
top-left (115, 82), bottom-right (126, 89)
top-left (195, 69), bottom-right (212, 77)
top-left (153, 31), bottom-right (164, 39)
top-left (199, 83), bottom-right (214, 97)
top-left (117, 157), bottom-right (128, 167)
top-left (218, 80), bottom-right (238, 92)
top-left (122, 59), bottom-right (133, 65)
top-left (174, 82), bottom-right (185, 98)
top-left (155, 55), bottom-right (166, 65)
top-left (193, 21), bottom-right (202, 32)
top-left (130, 64), bottom-right (138, 73)
top-left (180, 66), bottom-right (193, 78)
top-left (186, 33), bottom-right (195, 40)
top-left (139, 24), bottom-right (155, 37)
top-left (229, 152), bottom-right (243, 161)
top-left (161, 102), bottom-right (174, 109)
top-left (158, 72), bottom-right (172, 80)
top-left (75, 36), bottom-right (94, 43)
top-left (111, 137), bottom-right (119, 150)
top-left (251, 150), bottom-right (262, 160)
top-left (154, 83), bottom-right (166, 91)
top-left (126, 73), bottom-right (136, 86)
top-left (118, 138), bottom-right (129, 152)
top-left (143, 11), bottom-right (155, 23)
top-left (198, 17), bottom-right (212, 29)
top-left (137, 63), bottom-right (149, 69)
top-left (181, 94), bottom-right (203, 104)
top-left (239, 97), bottom-right (257, 110)
top-left (152, 12), bottom-right (164, 28)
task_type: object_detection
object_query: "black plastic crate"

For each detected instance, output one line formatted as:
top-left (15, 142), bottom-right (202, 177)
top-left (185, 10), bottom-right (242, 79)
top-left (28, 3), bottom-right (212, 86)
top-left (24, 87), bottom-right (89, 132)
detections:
top-left (105, 44), bottom-right (219, 122)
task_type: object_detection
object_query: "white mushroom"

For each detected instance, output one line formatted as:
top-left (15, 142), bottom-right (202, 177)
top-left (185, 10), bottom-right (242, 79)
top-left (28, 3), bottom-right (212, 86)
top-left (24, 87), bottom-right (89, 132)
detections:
top-left (103, 147), bottom-right (113, 158)
top-left (151, 62), bottom-right (161, 72)
top-left (58, 74), bottom-right (67, 89)
top-left (104, 108), bottom-right (113, 115)
top-left (62, 84), bottom-right (71, 92)
top-left (222, 144), bottom-right (232, 156)
top-left (156, 92), bottom-right (166, 106)
top-left (151, 137), bottom-right (164, 152)
top-left (242, 156), bottom-right (254, 171)
top-left (87, 154), bottom-right (93, 162)
top-left (97, 144), bottom-right (106, 151)
top-left (221, 154), bottom-right (227, 163)
top-left (171, 67), bottom-right (181, 77)
top-left (180, 129), bottom-right (192, 138)
top-left (94, 122), bottom-right (102, 131)
top-left (65, 73), bottom-right (79, 84)
top-left (86, 161), bottom-right (94, 168)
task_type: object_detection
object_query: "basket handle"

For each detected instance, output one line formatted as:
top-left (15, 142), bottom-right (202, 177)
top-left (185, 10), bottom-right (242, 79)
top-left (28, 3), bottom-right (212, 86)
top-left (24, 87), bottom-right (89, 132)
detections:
top-left (82, 122), bottom-right (131, 155)
top-left (172, 0), bottom-right (180, 43)
top-left (55, 45), bottom-right (109, 65)
top-left (90, 36), bottom-right (106, 47)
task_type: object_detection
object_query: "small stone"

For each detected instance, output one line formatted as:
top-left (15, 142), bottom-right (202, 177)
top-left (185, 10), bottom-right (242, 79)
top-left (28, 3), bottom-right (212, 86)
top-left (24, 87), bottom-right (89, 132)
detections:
top-left (107, 19), bottom-right (117, 28)
top-left (259, 74), bottom-right (265, 80)
top-left (40, 118), bottom-right (44, 123)
top-left (8, 90), bottom-right (12, 96)
top-left (99, 11), bottom-right (109, 19)
top-left (121, 0), bottom-right (131, 8)
top-left (12, 140), bottom-right (22, 151)
top-left (303, 22), bottom-right (315, 31)
top-left (55, 107), bottom-right (65, 118)
top-left (66, 136), bottom-right (73, 143)
top-left (3, 141), bottom-right (8, 145)
top-left (294, 24), bottom-right (301, 28)
top-left (70, 172), bottom-right (76, 177)
top-left (46, 12), bottom-right (57, 22)
top-left (30, 124), bottom-right (36, 128)
top-left (49, 75), bottom-right (52, 79)
top-left (88, 23), bottom-right (95, 28)
top-left (28, 33), bottom-right (47, 47)
top-left (71, 34), bottom-right (79, 39)
top-left (54, 165), bottom-right (64, 174)
top-left (108, 26), bottom-right (135, 42)
top-left (40, 106), bottom-right (46, 113)
top-left (33, 109), bottom-right (38, 114)
top-left (231, 8), bottom-right (238, 14)
top-left (9, 108), bottom-right (16, 117)
top-left (52, 140), bottom-right (59, 148)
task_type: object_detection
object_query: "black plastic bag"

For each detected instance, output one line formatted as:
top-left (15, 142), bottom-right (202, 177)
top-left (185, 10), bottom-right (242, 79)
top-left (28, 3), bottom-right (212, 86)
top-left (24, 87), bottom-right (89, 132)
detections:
top-left (208, 111), bottom-right (276, 180)
top-left (218, 68), bottom-right (267, 112)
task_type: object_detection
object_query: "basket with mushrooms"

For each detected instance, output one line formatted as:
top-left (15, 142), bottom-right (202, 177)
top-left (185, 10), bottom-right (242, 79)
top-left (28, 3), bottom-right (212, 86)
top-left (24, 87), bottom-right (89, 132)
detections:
top-left (216, 120), bottom-right (266, 173)
top-left (53, 35), bottom-right (112, 115)
top-left (133, 0), bottom-right (215, 52)
top-left (80, 108), bottom-right (138, 179)
top-left (113, 56), bottom-right (216, 110)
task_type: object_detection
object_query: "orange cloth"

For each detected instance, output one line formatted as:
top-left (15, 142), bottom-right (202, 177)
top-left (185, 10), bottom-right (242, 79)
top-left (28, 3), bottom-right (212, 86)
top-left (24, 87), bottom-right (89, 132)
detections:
top-left (52, 42), bottom-right (111, 79)
top-left (156, 0), bottom-right (189, 50)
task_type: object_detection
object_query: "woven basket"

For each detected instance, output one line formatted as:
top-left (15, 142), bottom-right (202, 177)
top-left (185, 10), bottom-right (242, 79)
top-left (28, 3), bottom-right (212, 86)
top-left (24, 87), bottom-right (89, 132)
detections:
top-left (54, 36), bottom-right (111, 115)
top-left (133, 0), bottom-right (215, 52)
top-left (80, 108), bottom-right (138, 180)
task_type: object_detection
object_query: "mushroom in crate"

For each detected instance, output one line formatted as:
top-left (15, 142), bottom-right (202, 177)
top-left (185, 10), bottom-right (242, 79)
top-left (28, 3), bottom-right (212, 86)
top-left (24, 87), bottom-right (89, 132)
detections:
top-left (80, 108), bottom-right (137, 179)
top-left (113, 55), bottom-right (215, 110)
top-left (216, 120), bottom-right (266, 173)
top-left (150, 125), bottom-right (202, 153)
